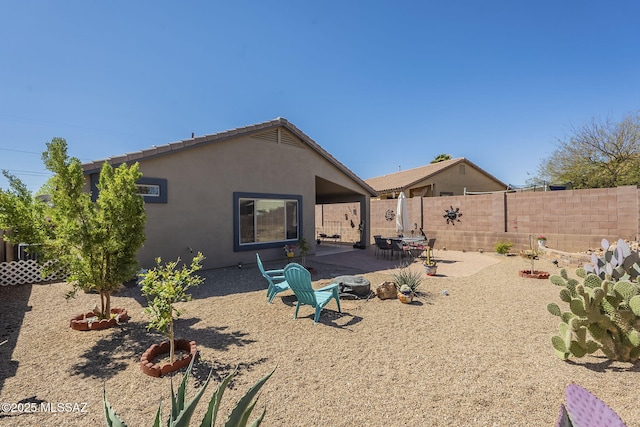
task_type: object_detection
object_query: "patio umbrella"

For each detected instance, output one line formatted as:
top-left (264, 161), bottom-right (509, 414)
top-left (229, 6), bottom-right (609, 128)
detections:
top-left (396, 191), bottom-right (409, 235)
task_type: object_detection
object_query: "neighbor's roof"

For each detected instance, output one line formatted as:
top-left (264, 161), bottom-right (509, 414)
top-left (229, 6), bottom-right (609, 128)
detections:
top-left (81, 117), bottom-right (377, 196)
top-left (365, 157), bottom-right (507, 193)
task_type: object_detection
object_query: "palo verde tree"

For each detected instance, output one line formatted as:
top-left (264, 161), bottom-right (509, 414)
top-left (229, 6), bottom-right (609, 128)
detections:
top-left (42, 138), bottom-right (146, 318)
top-left (537, 112), bottom-right (640, 189)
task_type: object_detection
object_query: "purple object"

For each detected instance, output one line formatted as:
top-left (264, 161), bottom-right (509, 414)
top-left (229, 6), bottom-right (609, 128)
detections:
top-left (558, 383), bottom-right (627, 427)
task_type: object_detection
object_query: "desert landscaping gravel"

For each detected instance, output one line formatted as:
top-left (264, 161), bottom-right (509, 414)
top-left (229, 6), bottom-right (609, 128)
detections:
top-left (0, 251), bottom-right (638, 426)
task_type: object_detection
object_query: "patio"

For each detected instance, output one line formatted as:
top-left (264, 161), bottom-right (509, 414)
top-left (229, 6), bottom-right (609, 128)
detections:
top-left (315, 243), bottom-right (501, 278)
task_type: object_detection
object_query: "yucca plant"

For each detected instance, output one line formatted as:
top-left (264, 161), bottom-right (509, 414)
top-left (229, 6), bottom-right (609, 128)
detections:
top-left (104, 355), bottom-right (275, 427)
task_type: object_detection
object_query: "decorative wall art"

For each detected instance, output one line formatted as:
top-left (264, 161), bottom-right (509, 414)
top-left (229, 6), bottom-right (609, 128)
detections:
top-left (444, 206), bottom-right (462, 225)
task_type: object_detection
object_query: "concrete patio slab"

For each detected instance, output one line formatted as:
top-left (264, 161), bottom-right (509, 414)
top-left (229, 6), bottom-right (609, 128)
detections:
top-left (313, 244), bottom-right (502, 277)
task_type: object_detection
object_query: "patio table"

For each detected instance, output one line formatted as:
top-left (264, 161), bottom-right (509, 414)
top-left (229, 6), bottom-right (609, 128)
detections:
top-left (402, 237), bottom-right (427, 260)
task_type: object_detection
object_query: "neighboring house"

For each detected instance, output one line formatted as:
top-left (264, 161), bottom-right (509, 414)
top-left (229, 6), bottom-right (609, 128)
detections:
top-left (365, 157), bottom-right (507, 199)
top-left (82, 118), bottom-right (377, 269)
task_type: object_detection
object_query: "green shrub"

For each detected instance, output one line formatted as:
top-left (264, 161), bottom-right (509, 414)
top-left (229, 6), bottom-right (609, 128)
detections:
top-left (494, 241), bottom-right (513, 255)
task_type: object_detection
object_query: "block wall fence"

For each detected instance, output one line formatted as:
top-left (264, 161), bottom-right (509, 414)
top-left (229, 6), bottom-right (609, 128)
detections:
top-left (319, 185), bottom-right (640, 253)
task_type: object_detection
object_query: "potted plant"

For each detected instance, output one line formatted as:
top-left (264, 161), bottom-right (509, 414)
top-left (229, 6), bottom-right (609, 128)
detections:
top-left (283, 244), bottom-right (296, 258)
top-left (422, 246), bottom-right (437, 276)
top-left (537, 236), bottom-right (547, 248)
top-left (397, 284), bottom-right (414, 303)
top-left (139, 252), bottom-right (205, 377)
top-left (392, 265), bottom-right (423, 303)
top-left (519, 235), bottom-right (550, 279)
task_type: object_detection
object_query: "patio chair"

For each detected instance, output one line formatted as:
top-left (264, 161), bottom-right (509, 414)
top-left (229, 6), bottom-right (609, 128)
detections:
top-left (373, 235), bottom-right (382, 256)
top-left (283, 263), bottom-right (342, 324)
top-left (375, 237), bottom-right (393, 259)
top-left (256, 253), bottom-right (290, 303)
top-left (390, 238), bottom-right (410, 260)
top-left (408, 237), bottom-right (436, 260)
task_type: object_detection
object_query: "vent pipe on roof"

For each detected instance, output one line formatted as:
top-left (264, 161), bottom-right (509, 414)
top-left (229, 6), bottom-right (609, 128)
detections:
top-left (191, 132), bottom-right (195, 139)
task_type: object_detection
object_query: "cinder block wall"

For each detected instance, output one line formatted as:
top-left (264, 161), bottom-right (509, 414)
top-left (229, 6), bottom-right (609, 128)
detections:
top-left (331, 185), bottom-right (639, 253)
top-left (315, 202), bottom-right (362, 244)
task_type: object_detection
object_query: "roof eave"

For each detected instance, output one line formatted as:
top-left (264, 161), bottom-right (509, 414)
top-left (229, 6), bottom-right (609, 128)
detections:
top-left (81, 117), bottom-right (378, 197)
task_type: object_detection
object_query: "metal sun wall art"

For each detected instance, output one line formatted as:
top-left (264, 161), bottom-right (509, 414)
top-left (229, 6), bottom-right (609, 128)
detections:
top-left (444, 206), bottom-right (462, 225)
top-left (385, 209), bottom-right (395, 221)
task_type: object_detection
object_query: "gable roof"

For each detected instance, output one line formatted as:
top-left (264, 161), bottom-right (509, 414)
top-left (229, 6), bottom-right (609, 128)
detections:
top-left (364, 157), bottom-right (507, 193)
top-left (82, 117), bottom-right (377, 196)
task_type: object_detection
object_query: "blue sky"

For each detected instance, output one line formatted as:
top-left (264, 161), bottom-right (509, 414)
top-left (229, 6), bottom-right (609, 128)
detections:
top-left (1, 1), bottom-right (639, 192)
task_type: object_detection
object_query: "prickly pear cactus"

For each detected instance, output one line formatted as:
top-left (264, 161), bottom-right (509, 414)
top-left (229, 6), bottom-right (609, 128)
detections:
top-left (555, 383), bottom-right (627, 427)
top-left (584, 238), bottom-right (640, 282)
top-left (547, 260), bottom-right (640, 362)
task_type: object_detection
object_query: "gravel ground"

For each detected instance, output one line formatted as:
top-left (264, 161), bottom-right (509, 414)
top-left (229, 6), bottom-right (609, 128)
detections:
top-left (0, 252), bottom-right (638, 427)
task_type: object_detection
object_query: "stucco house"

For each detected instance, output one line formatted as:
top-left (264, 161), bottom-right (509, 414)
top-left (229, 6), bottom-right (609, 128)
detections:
top-left (82, 118), bottom-right (377, 270)
top-left (365, 157), bottom-right (507, 199)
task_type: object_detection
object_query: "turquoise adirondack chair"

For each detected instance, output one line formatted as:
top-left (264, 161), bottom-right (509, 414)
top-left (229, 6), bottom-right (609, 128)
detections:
top-left (283, 263), bottom-right (341, 324)
top-left (256, 253), bottom-right (290, 303)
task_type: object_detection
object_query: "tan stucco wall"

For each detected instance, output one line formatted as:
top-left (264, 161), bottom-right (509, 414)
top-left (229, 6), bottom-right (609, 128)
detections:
top-left (103, 130), bottom-right (371, 269)
top-left (376, 162), bottom-right (506, 199)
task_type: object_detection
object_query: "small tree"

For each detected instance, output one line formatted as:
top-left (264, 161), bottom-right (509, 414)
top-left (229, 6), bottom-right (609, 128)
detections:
top-left (536, 113), bottom-right (640, 188)
top-left (0, 171), bottom-right (51, 255)
top-left (42, 138), bottom-right (146, 318)
top-left (140, 253), bottom-right (205, 363)
top-left (298, 237), bottom-right (310, 266)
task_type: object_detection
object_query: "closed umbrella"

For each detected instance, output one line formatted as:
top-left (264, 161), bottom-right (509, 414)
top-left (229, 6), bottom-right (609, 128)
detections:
top-left (396, 191), bottom-right (409, 235)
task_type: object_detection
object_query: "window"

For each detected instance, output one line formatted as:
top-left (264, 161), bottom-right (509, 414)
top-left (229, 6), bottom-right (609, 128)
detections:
top-left (136, 184), bottom-right (160, 197)
top-left (234, 192), bottom-right (302, 251)
top-left (136, 178), bottom-right (167, 203)
top-left (89, 176), bottom-right (167, 203)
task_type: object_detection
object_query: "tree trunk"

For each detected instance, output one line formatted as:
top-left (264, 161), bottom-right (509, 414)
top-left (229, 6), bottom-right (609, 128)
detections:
top-left (100, 292), bottom-right (106, 318)
top-left (104, 292), bottom-right (111, 318)
top-left (169, 320), bottom-right (175, 363)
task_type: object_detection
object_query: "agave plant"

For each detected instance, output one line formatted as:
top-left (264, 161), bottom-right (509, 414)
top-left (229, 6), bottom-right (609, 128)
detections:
top-left (104, 355), bottom-right (274, 427)
top-left (392, 264), bottom-right (423, 294)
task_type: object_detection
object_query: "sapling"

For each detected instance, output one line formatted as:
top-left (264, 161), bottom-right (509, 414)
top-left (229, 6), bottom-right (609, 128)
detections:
top-left (140, 252), bottom-right (205, 363)
top-left (298, 237), bottom-right (310, 266)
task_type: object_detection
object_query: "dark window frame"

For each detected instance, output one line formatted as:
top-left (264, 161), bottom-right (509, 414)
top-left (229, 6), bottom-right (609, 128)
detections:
top-left (136, 177), bottom-right (168, 203)
top-left (233, 192), bottom-right (302, 252)
top-left (89, 175), bottom-right (167, 203)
